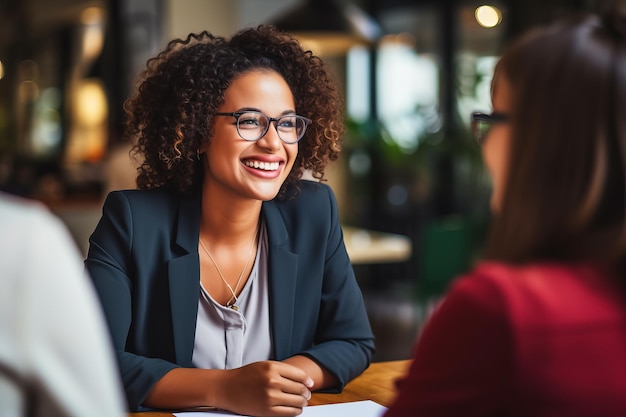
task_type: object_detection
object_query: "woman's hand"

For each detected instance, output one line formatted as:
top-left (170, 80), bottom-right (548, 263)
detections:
top-left (217, 360), bottom-right (314, 416)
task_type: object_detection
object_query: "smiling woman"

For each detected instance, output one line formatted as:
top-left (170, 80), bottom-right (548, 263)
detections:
top-left (200, 70), bottom-right (301, 201)
top-left (84, 25), bottom-right (374, 416)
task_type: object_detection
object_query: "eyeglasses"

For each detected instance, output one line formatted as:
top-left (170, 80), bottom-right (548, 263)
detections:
top-left (215, 110), bottom-right (312, 144)
top-left (470, 111), bottom-right (508, 144)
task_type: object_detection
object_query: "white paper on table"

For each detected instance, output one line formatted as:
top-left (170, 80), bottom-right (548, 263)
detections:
top-left (173, 400), bottom-right (387, 417)
top-left (301, 400), bottom-right (387, 417)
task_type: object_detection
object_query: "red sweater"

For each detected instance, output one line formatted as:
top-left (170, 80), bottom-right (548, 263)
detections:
top-left (384, 262), bottom-right (626, 417)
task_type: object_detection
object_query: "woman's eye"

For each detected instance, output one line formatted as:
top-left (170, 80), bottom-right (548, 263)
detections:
top-left (278, 118), bottom-right (296, 129)
top-left (239, 117), bottom-right (261, 127)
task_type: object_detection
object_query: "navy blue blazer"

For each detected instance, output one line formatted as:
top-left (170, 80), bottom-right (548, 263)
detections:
top-left (85, 181), bottom-right (375, 411)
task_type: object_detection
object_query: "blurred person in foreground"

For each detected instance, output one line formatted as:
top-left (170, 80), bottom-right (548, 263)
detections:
top-left (85, 25), bottom-right (374, 416)
top-left (0, 192), bottom-right (126, 417)
top-left (384, 2), bottom-right (626, 416)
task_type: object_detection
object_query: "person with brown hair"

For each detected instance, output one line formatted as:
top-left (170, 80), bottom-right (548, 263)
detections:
top-left (85, 25), bottom-right (374, 416)
top-left (384, 2), bottom-right (626, 416)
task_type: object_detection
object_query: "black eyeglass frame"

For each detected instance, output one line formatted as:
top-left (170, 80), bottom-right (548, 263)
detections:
top-left (470, 111), bottom-right (509, 144)
top-left (215, 111), bottom-right (312, 144)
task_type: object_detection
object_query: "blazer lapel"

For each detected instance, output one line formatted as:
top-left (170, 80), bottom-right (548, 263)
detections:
top-left (166, 196), bottom-right (299, 365)
top-left (168, 194), bottom-right (202, 366)
top-left (263, 202), bottom-right (298, 360)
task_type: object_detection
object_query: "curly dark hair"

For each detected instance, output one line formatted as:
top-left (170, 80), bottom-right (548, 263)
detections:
top-left (126, 25), bottom-right (344, 198)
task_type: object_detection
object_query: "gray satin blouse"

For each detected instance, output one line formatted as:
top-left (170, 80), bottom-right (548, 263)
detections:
top-left (192, 221), bottom-right (273, 369)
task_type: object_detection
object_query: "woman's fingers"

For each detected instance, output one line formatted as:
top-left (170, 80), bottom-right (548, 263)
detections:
top-left (217, 361), bottom-right (313, 416)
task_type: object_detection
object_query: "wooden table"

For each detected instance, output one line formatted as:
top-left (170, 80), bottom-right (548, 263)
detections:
top-left (129, 360), bottom-right (411, 416)
top-left (308, 359), bottom-right (409, 407)
top-left (343, 226), bottom-right (412, 264)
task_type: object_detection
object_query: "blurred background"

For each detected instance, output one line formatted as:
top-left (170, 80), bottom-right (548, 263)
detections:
top-left (0, 0), bottom-right (605, 361)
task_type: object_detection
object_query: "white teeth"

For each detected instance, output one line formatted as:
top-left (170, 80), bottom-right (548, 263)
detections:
top-left (244, 160), bottom-right (280, 171)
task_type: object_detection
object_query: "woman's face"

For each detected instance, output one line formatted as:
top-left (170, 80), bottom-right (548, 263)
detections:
top-left (483, 74), bottom-right (513, 212)
top-left (203, 69), bottom-right (299, 201)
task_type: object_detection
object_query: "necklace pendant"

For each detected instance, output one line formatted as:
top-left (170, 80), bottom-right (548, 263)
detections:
top-left (231, 305), bottom-right (239, 311)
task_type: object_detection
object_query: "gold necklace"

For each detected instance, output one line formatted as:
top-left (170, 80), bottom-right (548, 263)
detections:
top-left (199, 226), bottom-right (258, 311)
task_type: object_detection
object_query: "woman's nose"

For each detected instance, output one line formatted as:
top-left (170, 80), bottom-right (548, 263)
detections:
top-left (256, 122), bottom-right (283, 150)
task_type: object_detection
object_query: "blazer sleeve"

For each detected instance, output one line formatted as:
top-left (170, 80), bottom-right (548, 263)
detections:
top-left (85, 191), bottom-right (180, 411)
top-left (291, 184), bottom-right (376, 390)
top-left (10, 202), bottom-right (127, 417)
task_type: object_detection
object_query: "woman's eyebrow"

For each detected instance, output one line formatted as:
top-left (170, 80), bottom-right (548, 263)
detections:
top-left (234, 107), bottom-right (297, 115)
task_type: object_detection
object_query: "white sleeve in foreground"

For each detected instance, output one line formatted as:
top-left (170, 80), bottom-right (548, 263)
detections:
top-left (14, 203), bottom-right (126, 417)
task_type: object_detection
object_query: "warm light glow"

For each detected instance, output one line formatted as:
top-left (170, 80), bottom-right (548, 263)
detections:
top-left (296, 33), bottom-right (369, 56)
top-left (80, 7), bottom-right (105, 60)
top-left (73, 79), bottom-right (107, 126)
top-left (67, 78), bottom-right (108, 163)
top-left (18, 80), bottom-right (39, 103)
top-left (475, 5), bottom-right (502, 28)
top-left (0, 60), bottom-right (4, 80)
top-left (379, 33), bottom-right (416, 48)
top-left (82, 25), bottom-right (104, 59)
top-left (80, 6), bottom-right (104, 25)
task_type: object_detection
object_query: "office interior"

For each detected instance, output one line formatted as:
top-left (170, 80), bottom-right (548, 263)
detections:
top-left (0, 0), bottom-right (602, 361)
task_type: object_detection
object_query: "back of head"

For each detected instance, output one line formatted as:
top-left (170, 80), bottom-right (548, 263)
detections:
top-left (485, 0), bottom-right (626, 271)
